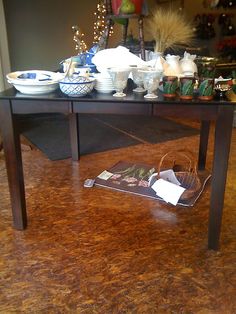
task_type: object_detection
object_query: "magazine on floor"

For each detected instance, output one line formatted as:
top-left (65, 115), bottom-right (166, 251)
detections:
top-left (94, 161), bottom-right (211, 207)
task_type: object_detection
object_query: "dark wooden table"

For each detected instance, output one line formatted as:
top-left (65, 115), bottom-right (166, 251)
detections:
top-left (0, 87), bottom-right (235, 250)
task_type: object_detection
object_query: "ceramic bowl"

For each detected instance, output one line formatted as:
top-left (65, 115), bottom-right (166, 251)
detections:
top-left (59, 75), bottom-right (95, 97)
top-left (8, 82), bottom-right (60, 95)
top-left (6, 70), bottom-right (63, 94)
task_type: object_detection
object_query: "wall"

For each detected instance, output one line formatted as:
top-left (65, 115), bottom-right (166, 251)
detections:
top-left (3, 0), bottom-right (236, 72)
top-left (0, 0), bottom-right (10, 91)
top-left (3, 0), bottom-right (107, 71)
top-left (3, 0), bottom-right (159, 71)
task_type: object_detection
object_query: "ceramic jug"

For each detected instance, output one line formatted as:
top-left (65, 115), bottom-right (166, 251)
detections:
top-left (180, 52), bottom-right (198, 76)
top-left (165, 54), bottom-right (182, 77)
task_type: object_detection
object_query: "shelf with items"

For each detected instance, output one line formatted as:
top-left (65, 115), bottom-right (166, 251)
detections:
top-left (104, 0), bottom-right (148, 59)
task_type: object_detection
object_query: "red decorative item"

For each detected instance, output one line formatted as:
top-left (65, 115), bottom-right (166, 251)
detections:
top-left (111, 0), bottom-right (144, 15)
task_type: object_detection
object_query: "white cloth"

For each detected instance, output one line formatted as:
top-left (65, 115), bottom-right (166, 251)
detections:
top-left (92, 46), bottom-right (147, 74)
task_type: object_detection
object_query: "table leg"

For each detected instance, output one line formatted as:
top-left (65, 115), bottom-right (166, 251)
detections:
top-left (69, 113), bottom-right (80, 161)
top-left (0, 100), bottom-right (27, 229)
top-left (198, 120), bottom-right (210, 170)
top-left (208, 106), bottom-right (234, 250)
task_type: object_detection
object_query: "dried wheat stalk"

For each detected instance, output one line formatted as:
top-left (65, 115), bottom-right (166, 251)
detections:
top-left (146, 8), bottom-right (194, 53)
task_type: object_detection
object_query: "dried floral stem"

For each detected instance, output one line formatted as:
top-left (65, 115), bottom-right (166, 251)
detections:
top-left (146, 8), bottom-right (194, 53)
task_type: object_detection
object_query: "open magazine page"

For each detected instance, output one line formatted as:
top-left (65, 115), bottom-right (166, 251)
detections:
top-left (95, 161), bottom-right (211, 207)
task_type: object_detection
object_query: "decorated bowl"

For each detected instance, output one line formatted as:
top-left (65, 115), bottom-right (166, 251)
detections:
top-left (59, 75), bottom-right (95, 97)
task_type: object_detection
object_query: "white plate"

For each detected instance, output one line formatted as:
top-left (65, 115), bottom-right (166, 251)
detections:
top-left (95, 79), bottom-right (112, 83)
top-left (95, 83), bottom-right (114, 88)
top-left (95, 84), bottom-right (114, 89)
top-left (96, 80), bottom-right (113, 85)
top-left (95, 79), bottom-right (113, 84)
top-left (95, 87), bottom-right (114, 94)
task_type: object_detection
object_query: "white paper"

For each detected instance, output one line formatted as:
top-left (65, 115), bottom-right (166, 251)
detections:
top-left (151, 179), bottom-right (186, 206)
top-left (148, 169), bottom-right (180, 187)
top-left (97, 170), bottom-right (113, 180)
top-left (159, 169), bottom-right (181, 185)
top-left (148, 172), bottom-right (158, 187)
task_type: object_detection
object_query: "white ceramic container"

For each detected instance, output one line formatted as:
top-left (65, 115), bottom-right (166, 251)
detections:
top-left (6, 70), bottom-right (63, 94)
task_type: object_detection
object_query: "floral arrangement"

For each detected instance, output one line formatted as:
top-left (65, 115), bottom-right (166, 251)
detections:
top-left (146, 8), bottom-right (194, 53)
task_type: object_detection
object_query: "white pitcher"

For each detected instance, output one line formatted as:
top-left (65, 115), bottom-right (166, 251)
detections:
top-left (165, 54), bottom-right (182, 77)
top-left (180, 52), bottom-right (198, 76)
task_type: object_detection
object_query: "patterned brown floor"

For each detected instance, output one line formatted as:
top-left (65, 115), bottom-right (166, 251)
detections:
top-left (0, 121), bottom-right (235, 313)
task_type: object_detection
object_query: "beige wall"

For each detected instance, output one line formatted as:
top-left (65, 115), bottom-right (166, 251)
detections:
top-left (2, 0), bottom-right (158, 71)
top-left (3, 0), bottom-right (105, 71)
top-left (0, 0), bottom-right (10, 91)
top-left (3, 0), bottom-right (236, 72)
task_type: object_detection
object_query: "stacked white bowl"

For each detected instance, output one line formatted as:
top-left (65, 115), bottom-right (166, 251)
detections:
top-left (93, 72), bottom-right (114, 94)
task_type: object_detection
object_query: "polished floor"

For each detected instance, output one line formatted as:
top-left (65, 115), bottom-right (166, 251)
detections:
top-left (0, 119), bottom-right (235, 313)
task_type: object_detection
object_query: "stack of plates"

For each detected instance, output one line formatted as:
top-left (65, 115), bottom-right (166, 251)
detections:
top-left (94, 73), bottom-right (114, 94)
top-left (6, 70), bottom-right (64, 95)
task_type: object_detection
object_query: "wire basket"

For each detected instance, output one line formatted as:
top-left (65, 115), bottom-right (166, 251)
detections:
top-left (157, 150), bottom-right (202, 201)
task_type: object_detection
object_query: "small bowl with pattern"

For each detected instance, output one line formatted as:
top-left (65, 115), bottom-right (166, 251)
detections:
top-left (59, 75), bottom-right (95, 97)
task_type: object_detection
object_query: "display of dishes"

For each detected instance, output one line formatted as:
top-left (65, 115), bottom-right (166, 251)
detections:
top-left (93, 73), bottom-right (114, 94)
top-left (6, 70), bottom-right (64, 94)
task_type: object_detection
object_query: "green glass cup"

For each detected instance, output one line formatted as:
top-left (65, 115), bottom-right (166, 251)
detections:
top-left (179, 76), bottom-right (195, 100)
top-left (198, 78), bottom-right (214, 100)
top-left (162, 76), bottom-right (178, 98)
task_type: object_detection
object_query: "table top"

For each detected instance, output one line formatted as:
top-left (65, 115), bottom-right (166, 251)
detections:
top-left (0, 83), bottom-right (235, 106)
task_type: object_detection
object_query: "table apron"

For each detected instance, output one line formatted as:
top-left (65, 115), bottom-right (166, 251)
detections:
top-left (9, 100), bottom-right (224, 120)
top-left (73, 101), bottom-right (152, 115)
top-left (153, 104), bottom-right (218, 120)
top-left (11, 100), bottom-right (72, 114)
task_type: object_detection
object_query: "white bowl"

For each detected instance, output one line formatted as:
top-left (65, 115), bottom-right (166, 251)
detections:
top-left (6, 70), bottom-right (63, 94)
top-left (9, 82), bottom-right (60, 94)
top-left (59, 76), bottom-right (95, 97)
